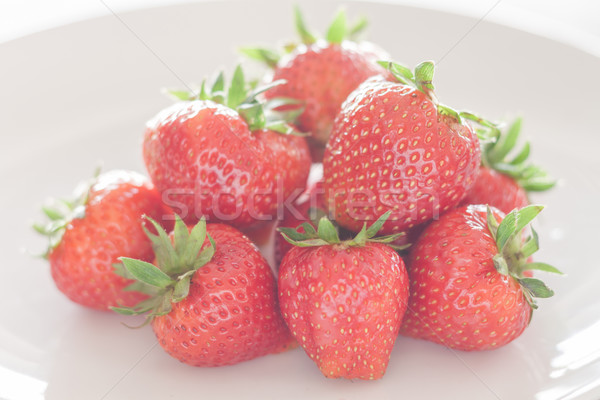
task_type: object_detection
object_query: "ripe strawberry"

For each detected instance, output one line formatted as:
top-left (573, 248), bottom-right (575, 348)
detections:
top-left (242, 7), bottom-right (389, 151)
top-left (34, 170), bottom-right (169, 311)
top-left (114, 216), bottom-right (294, 366)
top-left (143, 66), bottom-right (311, 227)
top-left (463, 118), bottom-right (555, 214)
top-left (400, 204), bottom-right (561, 350)
top-left (324, 61), bottom-right (482, 235)
top-left (278, 212), bottom-right (409, 380)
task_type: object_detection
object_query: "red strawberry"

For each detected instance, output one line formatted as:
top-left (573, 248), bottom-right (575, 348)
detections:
top-left (466, 167), bottom-right (529, 214)
top-left (114, 216), bottom-right (294, 366)
top-left (143, 66), bottom-right (311, 227)
top-left (324, 61), bottom-right (482, 235)
top-left (242, 7), bottom-right (389, 151)
top-left (463, 118), bottom-right (555, 214)
top-left (400, 204), bottom-right (561, 350)
top-left (35, 170), bottom-right (169, 311)
top-left (278, 212), bottom-right (409, 379)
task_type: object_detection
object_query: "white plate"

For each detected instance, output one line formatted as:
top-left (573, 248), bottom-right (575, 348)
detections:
top-left (2, 1), bottom-right (599, 399)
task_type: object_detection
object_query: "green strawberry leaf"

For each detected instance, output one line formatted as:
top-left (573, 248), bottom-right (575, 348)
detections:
top-left (496, 205), bottom-right (544, 252)
top-left (317, 217), bottom-right (341, 244)
top-left (326, 8), bottom-right (347, 44)
top-left (165, 89), bottom-right (193, 101)
top-left (120, 257), bottom-right (174, 289)
top-left (172, 275), bottom-right (191, 303)
top-left (34, 170), bottom-right (100, 258)
top-left (348, 16), bottom-right (368, 38)
top-left (493, 254), bottom-right (509, 276)
top-left (211, 71), bottom-right (225, 95)
top-left (414, 61), bottom-right (435, 94)
top-left (112, 217), bottom-right (216, 323)
top-left (510, 140), bottom-right (531, 165)
top-left (377, 61), bottom-right (413, 85)
top-left (183, 218), bottom-right (208, 267)
top-left (143, 217), bottom-right (178, 275)
top-left (520, 226), bottom-right (540, 259)
top-left (518, 277), bottom-right (555, 298)
top-left (238, 46), bottom-right (280, 68)
top-left (238, 102), bottom-right (266, 131)
top-left (300, 222), bottom-right (317, 236)
top-left (294, 5), bottom-right (317, 45)
top-left (278, 227), bottom-right (311, 241)
top-left (365, 210), bottom-right (392, 238)
top-left (437, 104), bottom-right (462, 123)
top-left (227, 65), bottom-right (246, 109)
top-left (524, 262), bottom-right (564, 275)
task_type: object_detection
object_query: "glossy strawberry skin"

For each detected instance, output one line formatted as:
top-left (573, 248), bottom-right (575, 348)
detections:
top-left (323, 76), bottom-right (481, 235)
top-left (278, 243), bottom-right (409, 379)
top-left (49, 171), bottom-right (168, 311)
top-left (266, 40), bottom-right (389, 146)
top-left (400, 204), bottom-right (531, 351)
top-left (143, 100), bottom-right (311, 227)
top-left (463, 166), bottom-right (529, 214)
top-left (152, 224), bottom-right (294, 367)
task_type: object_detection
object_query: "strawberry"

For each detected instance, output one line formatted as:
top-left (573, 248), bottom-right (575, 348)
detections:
top-left (324, 61), bottom-right (482, 235)
top-left (242, 7), bottom-right (389, 152)
top-left (278, 212), bottom-right (409, 380)
top-left (143, 65), bottom-right (311, 227)
top-left (34, 170), bottom-right (169, 311)
top-left (400, 204), bottom-right (561, 350)
top-left (463, 118), bottom-right (555, 214)
top-left (113, 216), bottom-right (294, 366)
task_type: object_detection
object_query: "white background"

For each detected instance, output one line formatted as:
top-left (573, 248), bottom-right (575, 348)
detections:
top-left (1, 0), bottom-right (600, 57)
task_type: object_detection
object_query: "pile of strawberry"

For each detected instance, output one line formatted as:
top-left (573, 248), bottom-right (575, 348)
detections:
top-left (35, 8), bottom-right (561, 380)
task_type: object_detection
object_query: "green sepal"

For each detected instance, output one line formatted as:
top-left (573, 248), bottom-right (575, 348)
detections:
top-left (318, 217), bottom-right (341, 244)
top-left (348, 16), bottom-right (368, 39)
top-left (164, 89), bottom-right (195, 101)
top-left (242, 7), bottom-right (370, 69)
top-left (438, 104), bottom-right (462, 123)
top-left (523, 262), bottom-right (563, 275)
top-left (377, 61), bottom-right (413, 85)
top-left (520, 226), bottom-right (539, 259)
top-left (485, 205), bottom-right (561, 310)
top-left (480, 118), bottom-right (556, 192)
top-left (172, 275), bottom-right (191, 303)
top-left (163, 67), bottom-right (301, 136)
top-left (495, 205), bottom-right (543, 252)
top-left (119, 258), bottom-right (174, 289)
top-left (378, 61), bottom-right (508, 133)
top-left (414, 61), bottom-right (435, 94)
top-left (278, 211), bottom-right (400, 249)
top-left (238, 46), bottom-right (280, 68)
top-left (111, 216), bottom-right (216, 323)
top-left (227, 65), bottom-right (246, 109)
top-left (294, 5), bottom-right (317, 45)
top-left (326, 8), bottom-right (347, 44)
top-left (33, 170), bottom-right (100, 258)
top-left (517, 277), bottom-right (555, 309)
top-left (492, 253), bottom-right (509, 276)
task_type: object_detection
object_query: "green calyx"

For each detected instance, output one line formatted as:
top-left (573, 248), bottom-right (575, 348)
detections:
top-left (486, 205), bottom-right (562, 310)
top-left (378, 60), bottom-right (500, 140)
top-left (111, 215), bottom-right (216, 325)
top-left (481, 118), bottom-right (556, 191)
top-left (239, 6), bottom-right (368, 68)
top-left (165, 65), bottom-right (304, 135)
top-left (33, 169), bottom-right (100, 258)
top-left (279, 211), bottom-right (407, 249)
